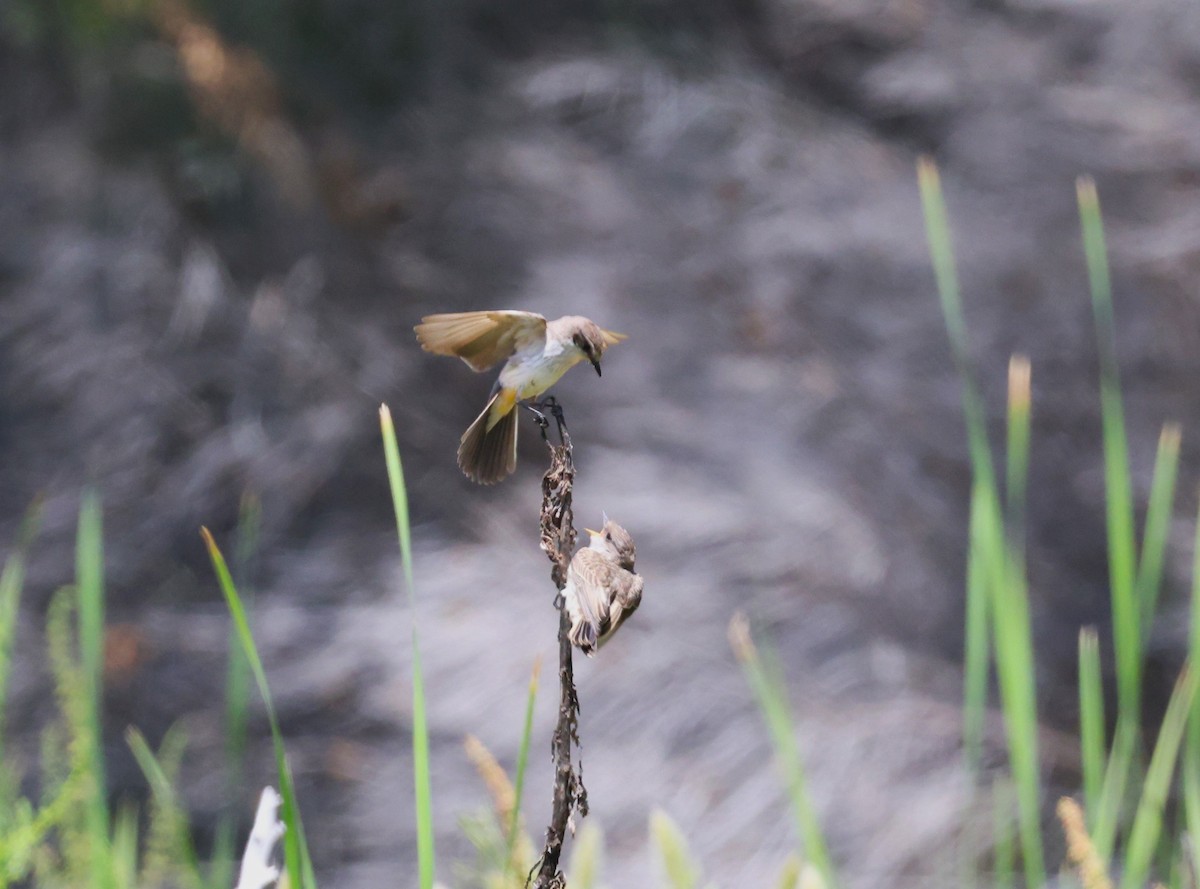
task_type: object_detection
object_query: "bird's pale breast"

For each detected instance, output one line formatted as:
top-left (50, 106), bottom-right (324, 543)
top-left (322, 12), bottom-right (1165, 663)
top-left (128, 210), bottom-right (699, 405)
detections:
top-left (497, 339), bottom-right (584, 400)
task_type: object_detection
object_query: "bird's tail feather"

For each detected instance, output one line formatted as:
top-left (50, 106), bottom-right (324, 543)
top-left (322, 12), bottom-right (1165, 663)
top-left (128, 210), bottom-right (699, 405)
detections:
top-left (458, 393), bottom-right (519, 484)
top-left (568, 619), bottom-right (598, 656)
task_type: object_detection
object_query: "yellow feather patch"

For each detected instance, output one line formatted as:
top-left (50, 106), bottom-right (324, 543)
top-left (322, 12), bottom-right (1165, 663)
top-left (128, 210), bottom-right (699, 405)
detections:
top-left (486, 388), bottom-right (518, 431)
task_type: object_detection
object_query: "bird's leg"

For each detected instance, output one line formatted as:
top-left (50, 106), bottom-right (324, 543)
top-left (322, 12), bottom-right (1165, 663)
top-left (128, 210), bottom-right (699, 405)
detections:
top-left (523, 400), bottom-right (552, 440)
top-left (526, 396), bottom-right (570, 445)
top-left (535, 397), bottom-right (570, 443)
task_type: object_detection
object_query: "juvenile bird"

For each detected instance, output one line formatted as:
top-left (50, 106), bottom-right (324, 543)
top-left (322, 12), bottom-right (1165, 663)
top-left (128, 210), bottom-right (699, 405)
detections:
top-left (414, 310), bottom-right (625, 484)
top-left (563, 518), bottom-right (643, 656)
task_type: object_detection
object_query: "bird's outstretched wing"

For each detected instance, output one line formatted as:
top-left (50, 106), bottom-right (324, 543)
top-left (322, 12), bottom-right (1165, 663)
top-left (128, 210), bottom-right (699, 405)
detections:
top-left (414, 310), bottom-right (547, 372)
top-left (600, 571), bottom-right (643, 648)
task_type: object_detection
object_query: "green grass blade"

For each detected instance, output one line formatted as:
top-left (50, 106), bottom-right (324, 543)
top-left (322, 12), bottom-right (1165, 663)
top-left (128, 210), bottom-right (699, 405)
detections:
top-left (567, 822), bottom-right (604, 889)
top-left (650, 809), bottom-right (701, 889)
top-left (1079, 627), bottom-right (1106, 825)
top-left (775, 853), bottom-right (802, 889)
top-left (730, 615), bottom-right (837, 889)
top-left (917, 158), bottom-right (998, 495)
top-left (201, 527), bottom-right (317, 889)
top-left (1078, 176), bottom-right (1141, 726)
top-left (380, 404), bottom-right (434, 889)
top-left (1137, 424), bottom-right (1181, 634)
top-left (963, 483), bottom-right (990, 775)
top-left (1186, 488), bottom-right (1200, 887)
top-left (1093, 714), bottom-right (1138, 863)
top-left (226, 492), bottom-right (262, 769)
top-left (380, 405), bottom-right (415, 595)
top-left (0, 499), bottom-right (42, 745)
top-left (1184, 749), bottom-right (1200, 889)
top-left (1006, 356), bottom-right (1032, 564)
top-left (213, 492), bottom-right (262, 889)
top-left (997, 355), bottom-right (1046, 887)
top-left (505, 657), bottom-right (541, 877)
top-left (125, 726), bottom-right (203, 887)
top-left (992, 778), bottom-right (1014, 889)
top-left (1119, 665), bottom-right (1199, 889)
top-left (974, 484), bottom-right (1045, 887)
top-left (75, 490), bottom-right (113, 889)
top-left (110, 802), bottom-right (139, 889)
top-left (997, 572), bottom-right (1044, 889)
top-left (920, 159), bottom-right (1044, 885)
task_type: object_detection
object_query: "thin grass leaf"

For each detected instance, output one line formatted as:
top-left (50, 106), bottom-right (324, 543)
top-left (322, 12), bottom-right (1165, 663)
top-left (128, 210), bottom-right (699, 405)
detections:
top-left (963, 485), bottom-right (990, 776)
top-left (650, 809), bottom-right (701, 889)
top-left (1093, 714), bottom-right (1138, 863)
top-left (993, 779), bottom-right (1014, 889)
top-left (919, 159), bottom-right (1046, 885)
top-left (1137, 424), bottom-right (1181, 635)
top-left (110, 802), bottom-right (139, 889)
top-left (567, 821), bottom-right (604, 889)
top-left (380, 404), bottom-right (434, 889)
top-left (213, 492), bottom-right (263, 889)
top-left (1006, 356), bottom-right (1032, 565)
top-left (42, 585), bottom-right (92, 880)
top-left (1167, 853), bottom-right (1185, 889)
top-left (775, 854), bottom-right (802, 889)
top-left (1165, 855), bottom-right (1182, 889)
top-left (1187, 489), bottom-right (1200, 888)
top-left (1078, 176), bottom-right (1141, 726)
top-left (729, 614), bottom-right (837, 889)
top-left (127, 726), bottom-right (203, 889)
top-left (226, 492), bottom-right (262, 767)
top-left (1079, 627), bottom-right (1106, 825)
top-left (0, 499), bottom-right (42, 745)
top-left (917, 158), bottom-right (998, 494)
top-left (974, 483), bottom-right (1045, 887)
top-left (202, 527), bottom-right (317, 889)
top-left (1120, 666), bottom-right (1199, 889)
top-left (505, 657), bottom-right (541, 878)
top-left (75, 491), bottom-right (113, 889)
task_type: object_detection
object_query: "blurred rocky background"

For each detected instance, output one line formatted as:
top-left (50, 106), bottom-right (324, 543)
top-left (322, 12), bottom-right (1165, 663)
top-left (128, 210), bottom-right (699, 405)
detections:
top-left (3, 0), bottom-right (1200, 885)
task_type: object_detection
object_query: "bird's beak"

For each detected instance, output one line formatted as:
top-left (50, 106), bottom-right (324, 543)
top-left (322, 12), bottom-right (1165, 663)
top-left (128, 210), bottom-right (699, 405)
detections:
top-left (590, 357), bottom-right (602, 377)
top-left (584, 528), bottom-right (600, 538)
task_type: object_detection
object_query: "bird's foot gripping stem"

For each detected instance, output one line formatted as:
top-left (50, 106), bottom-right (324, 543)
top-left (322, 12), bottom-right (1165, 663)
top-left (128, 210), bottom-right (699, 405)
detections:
top-left (526, 396), bottom-right (570, 445)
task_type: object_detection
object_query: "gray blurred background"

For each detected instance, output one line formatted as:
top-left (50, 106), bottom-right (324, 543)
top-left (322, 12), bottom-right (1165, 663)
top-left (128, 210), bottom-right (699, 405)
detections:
top-left (3, 0), bottom-right (1200, 885)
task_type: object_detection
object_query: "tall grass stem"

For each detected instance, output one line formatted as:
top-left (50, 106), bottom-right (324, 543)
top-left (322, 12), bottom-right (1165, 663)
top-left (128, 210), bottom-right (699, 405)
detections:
top-left (380, 404), bottom-right (435, 889)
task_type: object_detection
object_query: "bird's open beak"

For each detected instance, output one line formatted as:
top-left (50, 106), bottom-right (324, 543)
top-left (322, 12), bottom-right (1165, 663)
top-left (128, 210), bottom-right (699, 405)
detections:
top-left (590, 357), bottom-right (602, 377)
top-left (584, 528), bottom-right (600, 538)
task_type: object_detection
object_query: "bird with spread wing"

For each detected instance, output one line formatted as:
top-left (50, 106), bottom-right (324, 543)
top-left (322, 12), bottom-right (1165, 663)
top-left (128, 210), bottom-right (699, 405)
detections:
top-left (414, 310), bottom-right (625, 483)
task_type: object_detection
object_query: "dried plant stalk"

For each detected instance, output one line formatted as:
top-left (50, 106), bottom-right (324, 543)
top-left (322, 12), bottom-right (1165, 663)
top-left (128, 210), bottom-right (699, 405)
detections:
top-left (532, 422), bottom-right (588, 888)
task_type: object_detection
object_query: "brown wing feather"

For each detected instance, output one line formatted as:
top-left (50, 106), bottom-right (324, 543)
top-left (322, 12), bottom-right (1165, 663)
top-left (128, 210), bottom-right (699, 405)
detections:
top-left (414, 311), bottom-right (547, 372)
top-left (570, 549), bottom-right (616, 630)
top-left (599, 572), bottom-right (643, 647)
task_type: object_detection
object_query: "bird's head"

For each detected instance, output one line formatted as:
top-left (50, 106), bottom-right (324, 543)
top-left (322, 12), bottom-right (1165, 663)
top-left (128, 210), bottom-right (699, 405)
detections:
top-left (585, 517), bottom-right (637, 571)
top-left (565, 318), bottom-right (627, 377)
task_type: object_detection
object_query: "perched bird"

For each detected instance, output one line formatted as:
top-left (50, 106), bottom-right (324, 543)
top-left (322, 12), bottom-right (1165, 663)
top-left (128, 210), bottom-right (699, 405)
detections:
top-left (563, 518), bottom-right (644, 656)
top-left (414, 310), bottom-right (625, 483)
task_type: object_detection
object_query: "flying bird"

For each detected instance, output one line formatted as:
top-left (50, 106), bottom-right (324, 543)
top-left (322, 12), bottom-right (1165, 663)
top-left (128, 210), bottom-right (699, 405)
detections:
top-left (563, 518), bottom-right (643, 656)
top-left (414, 310), bottom-right (625, 483)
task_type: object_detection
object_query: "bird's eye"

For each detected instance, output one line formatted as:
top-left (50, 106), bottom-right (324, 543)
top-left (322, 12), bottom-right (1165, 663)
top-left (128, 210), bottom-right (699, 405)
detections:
top-left (605, 532), bottom-right (611, 541)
